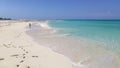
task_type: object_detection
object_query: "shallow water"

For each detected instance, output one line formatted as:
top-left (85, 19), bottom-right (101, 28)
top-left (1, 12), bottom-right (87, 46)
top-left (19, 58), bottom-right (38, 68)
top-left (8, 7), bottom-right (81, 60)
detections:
top-left (49, 20), bottom-right (120, 53)
top-left (26, 20), bottom-right (120, 68)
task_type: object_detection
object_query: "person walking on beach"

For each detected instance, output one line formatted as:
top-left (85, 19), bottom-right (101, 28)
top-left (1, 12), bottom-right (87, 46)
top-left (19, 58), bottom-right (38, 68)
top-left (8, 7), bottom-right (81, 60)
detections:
top-left (29, 23), bottom-right (31, 28)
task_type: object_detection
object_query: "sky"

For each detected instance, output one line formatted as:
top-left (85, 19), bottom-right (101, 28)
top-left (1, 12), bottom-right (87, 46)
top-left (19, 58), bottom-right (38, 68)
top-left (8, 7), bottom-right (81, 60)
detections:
top-left (0, 0), bottom-right (120, 19)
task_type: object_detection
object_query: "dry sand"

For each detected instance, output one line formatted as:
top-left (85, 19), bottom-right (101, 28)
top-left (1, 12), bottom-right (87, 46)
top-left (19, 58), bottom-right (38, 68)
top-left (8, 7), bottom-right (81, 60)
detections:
top-left (0, 20), bottom-right (72, 68)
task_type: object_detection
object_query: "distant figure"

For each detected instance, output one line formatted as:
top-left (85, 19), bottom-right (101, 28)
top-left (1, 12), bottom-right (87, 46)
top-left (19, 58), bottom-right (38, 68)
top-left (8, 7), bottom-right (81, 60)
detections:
top-left (29, 23), bottom-right (31, 28)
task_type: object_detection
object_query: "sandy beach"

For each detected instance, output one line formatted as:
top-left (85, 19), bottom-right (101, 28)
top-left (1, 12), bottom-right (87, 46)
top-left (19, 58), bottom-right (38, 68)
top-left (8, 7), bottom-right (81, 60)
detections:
top-left (0, 20), bottom-right (72, 68)
top-left (0, 20), bottom-right (120, 68)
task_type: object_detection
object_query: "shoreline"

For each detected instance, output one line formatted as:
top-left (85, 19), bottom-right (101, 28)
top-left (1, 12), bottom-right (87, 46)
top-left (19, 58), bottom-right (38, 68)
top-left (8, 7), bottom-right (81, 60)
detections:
top-left (0, 20), bottom-right (72, 68)
top-left (26, 20), bottom-right (120, 68)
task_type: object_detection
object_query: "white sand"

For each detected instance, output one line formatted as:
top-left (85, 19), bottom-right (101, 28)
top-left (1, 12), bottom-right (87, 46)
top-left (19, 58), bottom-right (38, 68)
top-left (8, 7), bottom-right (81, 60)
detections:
top-left (0, 21), bottom-right (72, 68)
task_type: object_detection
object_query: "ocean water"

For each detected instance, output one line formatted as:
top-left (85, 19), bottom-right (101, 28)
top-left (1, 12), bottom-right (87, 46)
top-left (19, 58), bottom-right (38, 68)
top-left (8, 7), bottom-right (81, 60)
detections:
top-left (48, 20), bottom-right (120, 68)
top-left (49, 20), bottom-right (120, 54)
top-left (27, 20), bottom-right (120, 68)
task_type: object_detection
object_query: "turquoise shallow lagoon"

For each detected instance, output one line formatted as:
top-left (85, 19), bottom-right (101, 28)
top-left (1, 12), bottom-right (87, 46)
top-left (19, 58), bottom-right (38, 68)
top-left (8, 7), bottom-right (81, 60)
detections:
top-left (49, 20), bottom-right (120, 54)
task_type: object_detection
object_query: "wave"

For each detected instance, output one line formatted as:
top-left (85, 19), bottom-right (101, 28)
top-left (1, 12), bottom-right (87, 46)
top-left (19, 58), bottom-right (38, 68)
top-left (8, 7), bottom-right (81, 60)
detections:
top-left (40, 23), bottom-right (51, 29)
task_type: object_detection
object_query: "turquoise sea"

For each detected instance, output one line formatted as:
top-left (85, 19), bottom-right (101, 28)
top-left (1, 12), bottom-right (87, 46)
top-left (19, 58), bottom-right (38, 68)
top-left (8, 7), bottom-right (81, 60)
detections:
top-left (47, 20), bottom-right (120, 68)
top-left (49, 20), bottom-right (120, 54)
top-left (27, 20), bottom-right (120, 68)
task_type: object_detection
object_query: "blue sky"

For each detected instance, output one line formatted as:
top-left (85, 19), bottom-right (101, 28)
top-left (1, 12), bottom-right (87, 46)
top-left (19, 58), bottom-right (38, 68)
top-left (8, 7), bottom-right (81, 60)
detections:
top-left (0, 0), bottom-right (120, 19)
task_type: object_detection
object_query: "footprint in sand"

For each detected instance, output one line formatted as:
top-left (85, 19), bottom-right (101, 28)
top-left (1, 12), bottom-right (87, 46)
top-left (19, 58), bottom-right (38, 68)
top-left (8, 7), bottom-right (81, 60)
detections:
top-left (10, 54), bottom-right (19, 58)
top-left (11, 54), bottom-right (19, 57)
top-left (23, 56), bottom-right (26, 59)
top-left (26, 51), bottom-right (28, 53)
top-left (23, 49), bottom-right (26, 51)
top-left (21, 48), bottom-right (23, 49)
top-left (0, 58), bottom-right (4, 61)
top-left (32, 56), bottom-right (38, 58)
top-left (27, 66), bottom-right (30, 68)
top-left (3, 44), bottom-right (9, 48)
top-left (23, 54), bottom-right (26, 56)
top-left (16, 65), bottom-right (20, 67)
top-left (20, 60), bottom-right (24, 63)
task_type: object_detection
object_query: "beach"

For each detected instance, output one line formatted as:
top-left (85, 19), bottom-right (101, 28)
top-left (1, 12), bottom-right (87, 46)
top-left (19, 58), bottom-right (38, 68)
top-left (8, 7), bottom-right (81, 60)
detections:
top-left (0, 20), bottom-right (120, 68)
top-left (1, 0), bottom-right (120, 68)
top-left (0, 20), bottom-right (72, 68)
